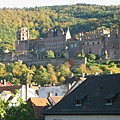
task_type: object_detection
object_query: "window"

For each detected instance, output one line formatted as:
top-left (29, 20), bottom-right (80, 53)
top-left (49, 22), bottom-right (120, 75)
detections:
top-left (71, 44), bottom-right (73, 48)
top-left (105, 92), bottom-right (119, 106)
top-left (75, 100), bottom-right (81, 106)
top-left (75, 95), bottom-right (87, 107)
top-left (105, 99), bottom-right (112, 105)
top-left (74, 44), bottom-right (77, 47)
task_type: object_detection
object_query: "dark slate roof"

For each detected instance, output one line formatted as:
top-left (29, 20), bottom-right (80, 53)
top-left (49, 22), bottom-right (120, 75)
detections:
top-left (63, 76), bottom-right (78, 84)
top-left (45, 74), bottom-right (120, 115)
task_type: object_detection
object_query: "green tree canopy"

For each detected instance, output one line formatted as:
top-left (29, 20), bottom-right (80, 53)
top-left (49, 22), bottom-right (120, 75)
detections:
top-left (47, 64), bottom-right (58, 84)
top-left (33, 65), bottom-right (50, 86)
top-left (87, 54), bottom-right (96, 62)
top-left (46, 50), bottom-right (55, 59)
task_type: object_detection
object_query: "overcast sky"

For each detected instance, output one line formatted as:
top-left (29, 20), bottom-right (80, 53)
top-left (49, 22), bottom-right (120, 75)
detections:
top-left (0, 0), bottom-right (120, 8)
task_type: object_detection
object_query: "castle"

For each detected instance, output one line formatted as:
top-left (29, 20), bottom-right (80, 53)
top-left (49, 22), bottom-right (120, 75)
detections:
top-left (15, 27), bottom-right (71, 60)
top-left (14, 27), bottom-right (120, 60)
top-left (1, 27), bottom-right (120, 63)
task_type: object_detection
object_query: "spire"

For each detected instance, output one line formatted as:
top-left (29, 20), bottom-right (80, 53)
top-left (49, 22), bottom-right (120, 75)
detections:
top-left (66, 27), bottom-right (71, 40)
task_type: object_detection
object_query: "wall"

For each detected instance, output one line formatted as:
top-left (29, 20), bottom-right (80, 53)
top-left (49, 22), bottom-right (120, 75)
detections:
top-left (0, 52), bottom-right (12, 61)
top-left (38, 84), bottom-right (70, 98)
top-left (24, 58), bottom-right (86, 69)
top-left (45, 115), bottom-right (120, 120)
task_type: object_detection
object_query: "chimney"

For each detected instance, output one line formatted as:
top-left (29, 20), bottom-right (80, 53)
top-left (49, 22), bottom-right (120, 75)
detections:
top-left (1, 80), bottom-right (3, 83)
top-left (25, 84), bottom-right (29, 101)
top-left (82, 73), bottom-right (85, 77)
top-left (48, 92), bottom-right (52, 97)
top-left (3, 79), bottom-right (6, 86)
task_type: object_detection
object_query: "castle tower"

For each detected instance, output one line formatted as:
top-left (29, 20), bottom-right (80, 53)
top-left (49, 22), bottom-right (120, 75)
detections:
top-left (16, 27), bottom-right (29, 41)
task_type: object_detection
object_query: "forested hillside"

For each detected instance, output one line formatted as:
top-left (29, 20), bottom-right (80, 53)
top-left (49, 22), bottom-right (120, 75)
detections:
top-left (0, 3), bottom-right (120, 52)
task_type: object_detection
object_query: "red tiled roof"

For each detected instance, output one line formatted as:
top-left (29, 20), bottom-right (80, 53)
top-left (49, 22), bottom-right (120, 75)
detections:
top-left (0, 81), bottom-right (13, 86)
top-left (49, 96), bottom-right (63, 104)
top-left (0, 85), bottom-right (22, 94)
top-left (2, 90), bottom-right (12, 94)
top-left (27, 98), bottom-right (51, 120)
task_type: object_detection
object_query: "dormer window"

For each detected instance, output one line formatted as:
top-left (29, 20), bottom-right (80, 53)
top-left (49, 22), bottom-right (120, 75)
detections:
top-left (75, 95), bottom-right (87, 106)
top-left (75, 100), bottom-right (82, 106)
top-left (105, 92), bottom-right (119, 106)
top-left (105, 99), bottom-right (112, 105)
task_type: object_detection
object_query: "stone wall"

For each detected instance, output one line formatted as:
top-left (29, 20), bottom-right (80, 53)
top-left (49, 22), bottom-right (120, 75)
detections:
top-left (24, 58), bottom-right (86, 69)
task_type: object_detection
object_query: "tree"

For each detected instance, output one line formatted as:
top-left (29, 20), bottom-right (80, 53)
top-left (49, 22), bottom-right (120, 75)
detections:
top-left (0, 63), bottom-right (6, 78)
top-left (0, 97), bottom-right (9, 119)
top-left (61, 52), bottom-right (66, 58)
top-left (46, 50), bottom-right (55, 59)
top-left (89, 66), bottom-right (103, 74)
top-left (72, 68), bottom-right (81, 76)
top-left (79, 64), bottom-right (87, 75)
top-left (57, 62), bottom-right (71, 82)
top-left (76, 54), bottom-right (82, 59)
top-left (47, 64), bottom-right (58, 84)
top-left (5, 102), bottom-right (36, 120)
top-left (81, 49), bottom-right (85, 58)
top-left (0, 90), bottom-right (36, 120)
top-left (87, 54), bottom-right (96, 62)
top-left (33, 65), bottom-right (50, 86)
top-left (76, 49), bottom-right (85, 59)
top-left (12, 61), bottom-right (34, 85)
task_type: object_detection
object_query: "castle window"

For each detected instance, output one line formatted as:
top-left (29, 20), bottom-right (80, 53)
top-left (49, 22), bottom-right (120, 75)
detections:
top-left (74, 44), bottom-right (77, 47)
top-left (83, 43), bottom-right (84, 45)
top-left (93, 42), bottom-right (94, 44)
top-left (71, 44), bottom-right (73, 48)
top-left (98, 42), bottom-right (100, 44)
top-left (89, 48), bottom-right (92, 54)
top-left (113, 46), bottom-right (114, 48)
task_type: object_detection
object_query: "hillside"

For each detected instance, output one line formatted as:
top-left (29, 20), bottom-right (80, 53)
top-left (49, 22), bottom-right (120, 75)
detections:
top-left (0, 3), bottom-right (120, 52)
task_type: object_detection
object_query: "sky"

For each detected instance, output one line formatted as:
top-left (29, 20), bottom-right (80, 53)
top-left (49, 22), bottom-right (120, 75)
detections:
top-left (0, 0), bottom-right (120, 8)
